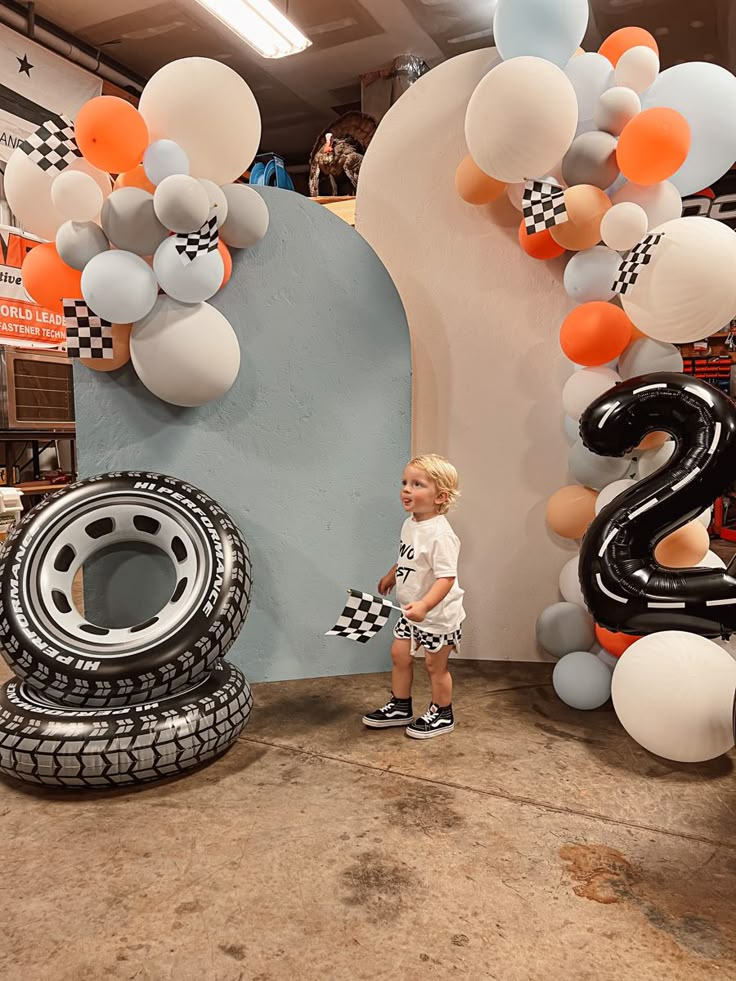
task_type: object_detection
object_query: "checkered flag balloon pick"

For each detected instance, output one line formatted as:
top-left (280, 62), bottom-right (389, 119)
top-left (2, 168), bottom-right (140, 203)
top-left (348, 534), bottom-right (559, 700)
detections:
top-left (612, 232), bottom-right (665, 295)
top-left (326, 589), bottom-right (400, 644)
top-left (174, 216), bottom-right (219, 264)
top-left (522, 179), bottom-right (567, 235)
top-left (19, 114), bottom-right (82, 173)
top-left (63, 299), bottom-right (114, 360)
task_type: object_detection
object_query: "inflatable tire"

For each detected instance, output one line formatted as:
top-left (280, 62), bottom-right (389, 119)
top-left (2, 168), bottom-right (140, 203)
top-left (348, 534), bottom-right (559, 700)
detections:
top-left (0, 472), bottom-right (252, 706)
top-left (0, 659), bottom-right (252, 787)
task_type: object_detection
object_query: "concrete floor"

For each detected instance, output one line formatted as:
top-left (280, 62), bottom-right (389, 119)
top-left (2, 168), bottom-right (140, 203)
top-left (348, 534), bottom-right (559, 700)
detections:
top-left (1, 658), bottom-right (736, 981)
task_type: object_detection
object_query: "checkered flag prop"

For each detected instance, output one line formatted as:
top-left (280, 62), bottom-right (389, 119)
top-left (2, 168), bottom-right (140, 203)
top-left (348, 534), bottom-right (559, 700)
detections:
top-left (325, 589), bottom-right (400, 644)
top-left (522, 180), bottom-right (567, 235)
top-left (19, 115), bottom-right (82, 173)
top-left (63, 299), bottom-right (114, 360)
top-left (612, 232), bottom-right (665, 295)
top-left (174, 216), bottom-right (219, 264)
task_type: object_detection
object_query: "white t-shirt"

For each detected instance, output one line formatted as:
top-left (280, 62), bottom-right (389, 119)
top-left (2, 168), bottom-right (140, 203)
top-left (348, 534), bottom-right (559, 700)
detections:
top-left (395, 514), bottom-right (465, 634)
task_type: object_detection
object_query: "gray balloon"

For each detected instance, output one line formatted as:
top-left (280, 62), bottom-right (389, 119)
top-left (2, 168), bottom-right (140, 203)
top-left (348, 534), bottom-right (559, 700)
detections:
top-left (562, 131), bottom-right (620, 190)
top-left (553, 651), bottom-right (612, 709)
top-left (569, 439), bottom-right (629, 490)
top-left (153, 236), bottom-right (224, 304)
top-left (564, 415), bottom-right (579, 445)
top-left (617, 338), bottom-right (684, 380)
top-left (101, 188), bottom-right (169, 256)
top-left (153, 175), bottom-right (210, 234)
top-left (536, 602), bottom-right (595, 659)
top-left (220, 184), bottom-right (269, 248)
top-left (55, 220), bottom-right (109, 271)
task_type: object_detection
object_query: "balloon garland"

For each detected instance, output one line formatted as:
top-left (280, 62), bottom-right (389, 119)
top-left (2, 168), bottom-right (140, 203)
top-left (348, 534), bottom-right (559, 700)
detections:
top-left (456, 0), bottom-right (736, 759)
top-left (4, 57), bottom-right (268, 408)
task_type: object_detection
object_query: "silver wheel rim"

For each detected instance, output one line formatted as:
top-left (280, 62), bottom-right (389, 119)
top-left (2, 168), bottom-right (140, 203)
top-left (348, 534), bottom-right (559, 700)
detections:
top-left (23, 493), bottom-right (213, 657)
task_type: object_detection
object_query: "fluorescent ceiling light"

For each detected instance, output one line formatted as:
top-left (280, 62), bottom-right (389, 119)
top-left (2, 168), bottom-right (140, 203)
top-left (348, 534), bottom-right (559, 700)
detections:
top-left (193, 0), bottom-right (312, 58)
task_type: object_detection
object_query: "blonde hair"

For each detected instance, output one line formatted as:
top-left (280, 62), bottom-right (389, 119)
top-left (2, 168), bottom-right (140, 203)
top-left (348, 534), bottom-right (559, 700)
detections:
top-left (408, 454), bottom-right (460, 514)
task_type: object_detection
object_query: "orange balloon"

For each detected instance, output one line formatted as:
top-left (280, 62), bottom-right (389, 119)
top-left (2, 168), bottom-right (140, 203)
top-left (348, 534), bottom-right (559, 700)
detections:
top-left (617, 108), bottom-right (690, 186)
top-left (455, 154), bottom-right (506, 205)
top-left (546, 485), bottom-right (598, 539)
top-left (79, 323), bottom-right (132, 372)
top-left (654, 520), bottom-right (710, 568)
top-left (560, 301), bottom-right (633, 366)
top-left (518, 220), bottom-right (566, 260)
top-left (75, 96), bottom-right (149, 173)
top-left (636, 431), bottom-right (669, 451)
top-left (22, 243), bottom-right (82, 315)
top-left (595, 625), bottom-right (642, 658)
top-left (599, 27), bottom-right (658, 67)
top-left (114, 164), bottom-right (156, 195)
top-left (550, 185), bottom-right (611, 251)
top-left (218, 239), bottom-right (232, 288)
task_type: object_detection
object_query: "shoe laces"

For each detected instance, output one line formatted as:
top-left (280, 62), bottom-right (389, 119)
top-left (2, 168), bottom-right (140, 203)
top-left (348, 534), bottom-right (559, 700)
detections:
top-left (419, 703), bottom-right (440, 723)
top-left (381, 695), bottom-right (405, 712)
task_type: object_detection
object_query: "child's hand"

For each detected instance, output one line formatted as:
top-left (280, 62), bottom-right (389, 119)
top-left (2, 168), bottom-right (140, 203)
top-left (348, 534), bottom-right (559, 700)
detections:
top-left (402, 601), bottom-right (428, 622)
top-left (378, 572), bottom-right (396, 595)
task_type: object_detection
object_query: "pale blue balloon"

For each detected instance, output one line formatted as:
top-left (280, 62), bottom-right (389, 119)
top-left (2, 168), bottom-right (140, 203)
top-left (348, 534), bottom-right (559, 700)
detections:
top-left (494, 0), bottom-right (589, 67)
top-left (642, 62), bottom-right (736, 196)
top-left (143, 139), bottom-right (190, 186)
top-left (565, 53), bottom-right (614, 122)
top-left (563, 246), bottom-right (621, 303)
top-left (553, 651), bottom-right (612, 710)
top-left (569, 439), bottom-right (629, 491)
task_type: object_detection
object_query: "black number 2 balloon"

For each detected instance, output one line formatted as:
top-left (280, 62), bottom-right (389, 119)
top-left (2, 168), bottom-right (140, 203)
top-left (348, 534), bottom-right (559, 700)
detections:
top-left (578, 372), bottom-right (736, 637)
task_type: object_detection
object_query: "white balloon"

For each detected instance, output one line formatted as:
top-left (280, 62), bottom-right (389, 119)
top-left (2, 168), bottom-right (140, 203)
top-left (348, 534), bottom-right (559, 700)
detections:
top-left (564, 52), bottom-right (614, 122)
top-left (220, 184), bottom-right (269, 248)
top-left (696, 507), bottom-right (713, 530)
top-left (594, 478), bottom-right (636, 514)
top-left (622, 217), bottom-right (736, 343)
top-left (636, 440), bottom-right (674, 479)
top-left (562, 366), bottom-right (621, 420)
top-left (611, 180), bottom-right (682, 230)
top-left (153, 174), bottom-right (210, 233)
top-left (698, 548), bottom-right (724, 569)
top-left (506, 182), bottom-right (525, 211)
top-left (614, 46), bottom-right (660, 95)
top-left (594, 86), bottom-right (641, 136)
top-left (153, 235), bottom-right (224, 304)
top-left (559, 553), bottom-right (586, 607)
top-left (81, 250), bottom-right (158, 324)
top-left (612, 632), bottom-right (736, 762)
top-left (617, 337), bottom-right (683, 379)
top-left (465, 57), bottom-right (578, 183)
top-left (4, 149), bottom-right (112, 240)
top-left (139, 58), bottom-right (261, 185)
top-left (563, 246), bottom-right (620, 303)
top-left (199, 179), bottom-right (229, 228)
top-left (600, 202), bottom-right (648, 251)
top-left (143, 139), bottom-right (189, 185)
top-left (642, 62), bottom-right (736, 196)
top-left (130, 296), bottom-right (240, 407)
top-left (50, 170), bottom-right (103, 222)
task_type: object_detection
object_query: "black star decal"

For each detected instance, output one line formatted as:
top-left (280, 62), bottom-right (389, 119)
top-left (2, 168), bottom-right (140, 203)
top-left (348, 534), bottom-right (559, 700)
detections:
top-left (17, 54), bottom-right (33, 77)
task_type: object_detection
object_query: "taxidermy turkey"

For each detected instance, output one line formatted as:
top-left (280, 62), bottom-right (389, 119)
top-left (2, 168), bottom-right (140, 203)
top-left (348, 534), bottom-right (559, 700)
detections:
top-left (308, 111), bottom-right (377, 196)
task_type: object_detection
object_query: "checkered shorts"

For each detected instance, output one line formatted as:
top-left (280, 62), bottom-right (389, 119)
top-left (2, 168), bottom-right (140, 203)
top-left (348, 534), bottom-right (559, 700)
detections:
top-left (393, 615), bottom-right (463, 653)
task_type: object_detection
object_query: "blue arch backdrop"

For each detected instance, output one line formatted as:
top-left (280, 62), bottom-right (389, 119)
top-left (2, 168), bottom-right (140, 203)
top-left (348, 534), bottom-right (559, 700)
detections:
top-left (73, 187), bottom-right (411, 682)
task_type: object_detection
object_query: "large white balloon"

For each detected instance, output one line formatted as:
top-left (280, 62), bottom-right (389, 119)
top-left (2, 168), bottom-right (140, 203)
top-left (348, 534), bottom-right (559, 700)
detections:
top-left (622, 217), bottom-right (736, 343)
top-left (464, 57), bottom-right (578, 183)
top-left (642, 62), bottom-right (736, 196)
top-left (562, 366), bottom-right (621, 420)
top-left (138, 58), bottom-right (261, 186)
top-left (611, 180), bottom-right (682, 230)
top-left (565, 53), bottom-right (614, 123)
top-left (594, 478), bottom-right (637, 514)
top-left (4, 149), bottom-right (111, 241)
top-left (81, 251), bottom-right (158, 324)
top-left (612, 632), bottom-right (736, 762)
top-left (493, 0), bottom-right (589, 68)
top-left (130, 296), bottom-right (241, 407)
top-left (153, 236), bottom-right (224, 304)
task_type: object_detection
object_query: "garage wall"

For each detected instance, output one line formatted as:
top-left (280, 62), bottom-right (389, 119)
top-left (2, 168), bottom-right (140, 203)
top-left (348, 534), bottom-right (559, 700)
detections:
top-left (74, 187), bottom-right (411, 683)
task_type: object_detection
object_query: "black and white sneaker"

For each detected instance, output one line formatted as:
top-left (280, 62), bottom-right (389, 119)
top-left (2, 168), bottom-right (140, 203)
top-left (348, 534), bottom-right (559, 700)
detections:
top-left (362, 694), bottom-right (414, 728)
top-left (405, 703), bottom-right (454, 739)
